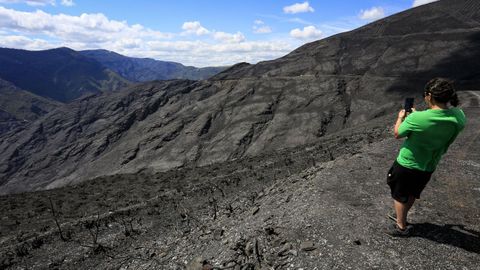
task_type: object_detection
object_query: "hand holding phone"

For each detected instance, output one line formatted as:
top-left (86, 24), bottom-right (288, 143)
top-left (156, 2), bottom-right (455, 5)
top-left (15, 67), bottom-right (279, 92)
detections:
top-left (404, 98), bottom-right (414, 113)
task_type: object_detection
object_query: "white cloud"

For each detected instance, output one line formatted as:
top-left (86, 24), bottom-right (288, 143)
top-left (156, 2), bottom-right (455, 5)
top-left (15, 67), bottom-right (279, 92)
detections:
top-left (261, 13), bottom-right (362, 39)
top-left (359, 7), bottom-right (385, 21)
top-left (135, 40), bottom-right (295, 66)
top-left (253, 25), bottom-right (272, 34)
top-left (283, 2), bottom-right (314, 14)
top-left (212, 31), bottom-right (245, 43)
top-left (0, 0), bottom-right (55, 6)
top-left (0, 0), bottom-right (74, 6)
top-left (0, 34), bottom-right (50, 49)
top-left (0, 7), bottom-right (297, 67)
top-left (290, 25), bottom-right (322, 40)
top-left (0, 7), bottom-right (174, 43)
top-left (61, 0), bottom-right (74, 6)
top-left (253, 19), bottom-right (272, 34)
top-left (412, 0), bottom-right (439, 7)
top-left (181, 21), bottom-right (209, 36)
top-left (147, 40), bottom-right (291, 54)
top-left (288, 17), bottom-right (312, 25)
top-left (115, 38), bottom-right (142, 49)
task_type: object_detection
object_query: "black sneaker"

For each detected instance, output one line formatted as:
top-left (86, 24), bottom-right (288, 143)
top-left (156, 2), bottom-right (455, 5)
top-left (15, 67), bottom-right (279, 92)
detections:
top-left (384, 223), bottom-right (414, 237)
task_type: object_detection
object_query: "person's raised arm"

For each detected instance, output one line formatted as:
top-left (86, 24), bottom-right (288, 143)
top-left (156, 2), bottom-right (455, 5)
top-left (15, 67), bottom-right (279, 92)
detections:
top-left (394, 111), bottom-right (405, 139)
top-left (394, 108), bottom-right (415, 139)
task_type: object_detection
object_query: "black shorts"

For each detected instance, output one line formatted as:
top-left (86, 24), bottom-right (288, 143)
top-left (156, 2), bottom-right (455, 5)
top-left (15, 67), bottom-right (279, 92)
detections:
top-left (387, 160), bottom-right (433, 203)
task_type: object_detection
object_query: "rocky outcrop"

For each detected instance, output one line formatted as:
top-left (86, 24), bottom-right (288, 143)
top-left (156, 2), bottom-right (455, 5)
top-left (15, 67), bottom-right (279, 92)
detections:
top-left (1, 0), bottom-right (480, 194)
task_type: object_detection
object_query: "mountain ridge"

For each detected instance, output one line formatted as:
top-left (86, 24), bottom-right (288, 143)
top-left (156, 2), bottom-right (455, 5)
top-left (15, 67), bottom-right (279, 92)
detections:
top-left (0, 47), bottom-right (131, 103)
top-left (80, 49), bottom-right (227, 81)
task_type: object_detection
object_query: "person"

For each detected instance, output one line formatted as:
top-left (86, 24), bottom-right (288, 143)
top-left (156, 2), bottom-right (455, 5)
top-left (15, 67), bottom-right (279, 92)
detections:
top-left (385, 78), bottom-right (466, 237)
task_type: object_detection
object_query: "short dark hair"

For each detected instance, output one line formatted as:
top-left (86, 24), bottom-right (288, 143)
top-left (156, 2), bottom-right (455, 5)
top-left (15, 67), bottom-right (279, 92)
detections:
top-left (424, 78), bottom-right (459, 107)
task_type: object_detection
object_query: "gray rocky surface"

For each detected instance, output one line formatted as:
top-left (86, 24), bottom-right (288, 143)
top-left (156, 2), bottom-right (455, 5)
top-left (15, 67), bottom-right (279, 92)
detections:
top-left (2, 0), bottom-right (480, 194)
top-left (0, 91), bottom-right (478, 269)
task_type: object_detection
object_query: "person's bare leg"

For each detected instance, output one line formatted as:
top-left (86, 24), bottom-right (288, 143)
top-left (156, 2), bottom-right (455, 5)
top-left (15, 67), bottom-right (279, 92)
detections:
top-left (405, 196), bottom-right (416, 213)
top-left (393, 196), bottom-right (415, 229)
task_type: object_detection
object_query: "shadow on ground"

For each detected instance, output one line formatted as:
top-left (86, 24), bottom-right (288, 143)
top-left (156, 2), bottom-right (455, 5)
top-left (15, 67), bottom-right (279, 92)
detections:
top-left (413, 223), bottom-right (480, 254)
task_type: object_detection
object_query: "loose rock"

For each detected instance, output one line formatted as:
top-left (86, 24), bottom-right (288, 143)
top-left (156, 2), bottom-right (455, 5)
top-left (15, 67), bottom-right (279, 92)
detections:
top-left (300, 241), bottom-right (317, 251)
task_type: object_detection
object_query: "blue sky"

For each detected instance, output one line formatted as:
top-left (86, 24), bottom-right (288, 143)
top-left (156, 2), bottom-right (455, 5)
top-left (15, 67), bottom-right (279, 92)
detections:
top-left (0, 0), bottom-right (439, 66)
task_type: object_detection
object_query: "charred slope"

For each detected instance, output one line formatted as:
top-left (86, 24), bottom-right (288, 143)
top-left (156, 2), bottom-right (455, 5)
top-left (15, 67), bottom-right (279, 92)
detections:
top-left (0, 79), bottom-right (61, 134)
top-left (1, 0), bottom-right (480, 194)
top-left (0, 91), bottom-right (478, 269)
top-left (0, 75), bottom-right (364, 194)
top-left (0, 109), bottom-right (20, 135)
top-left (0, 47), bottom-right (131, 102)
top-left (80, 49), bottom-right (227, 81)
top-left (213, 0), bottom-right (480, 90)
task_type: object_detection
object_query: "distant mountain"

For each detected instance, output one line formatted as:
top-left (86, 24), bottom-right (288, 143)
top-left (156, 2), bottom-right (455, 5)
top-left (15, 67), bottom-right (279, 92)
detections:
top-left (0, 47), bottom-right (130, 102)
top-left (80, 49), bottom-right (227, 81)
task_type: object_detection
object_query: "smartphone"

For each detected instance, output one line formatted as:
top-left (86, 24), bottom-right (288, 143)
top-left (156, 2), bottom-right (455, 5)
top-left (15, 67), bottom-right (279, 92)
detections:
top-left (404, 98), bottom-right (414, 113)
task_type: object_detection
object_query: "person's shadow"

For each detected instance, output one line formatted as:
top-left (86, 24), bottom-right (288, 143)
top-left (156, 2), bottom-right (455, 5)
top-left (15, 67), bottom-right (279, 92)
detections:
top-left (413, 223), bottom-right (480, 254)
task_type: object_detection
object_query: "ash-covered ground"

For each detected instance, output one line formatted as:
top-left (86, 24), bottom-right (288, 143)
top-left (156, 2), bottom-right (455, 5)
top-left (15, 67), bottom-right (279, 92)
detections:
top-left (1, 91), bottom-right (478, 269)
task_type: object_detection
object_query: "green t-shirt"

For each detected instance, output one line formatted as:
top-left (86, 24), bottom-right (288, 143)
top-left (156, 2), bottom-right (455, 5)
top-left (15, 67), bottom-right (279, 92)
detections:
top-left (396, 107), bottom-right (466, 172)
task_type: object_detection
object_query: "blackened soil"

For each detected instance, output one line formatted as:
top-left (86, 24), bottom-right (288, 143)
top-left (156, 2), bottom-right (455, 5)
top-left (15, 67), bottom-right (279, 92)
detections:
top-left (0, 92), bottom-right (479, 269)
